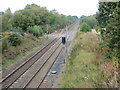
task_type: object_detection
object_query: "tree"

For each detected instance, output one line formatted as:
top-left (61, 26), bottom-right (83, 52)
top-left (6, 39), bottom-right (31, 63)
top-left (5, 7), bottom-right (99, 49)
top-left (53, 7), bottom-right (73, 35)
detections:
top-left (1, 8), bottom-right (12, 31)
top-left (3, 4), bottom-right (76, 33)
top-left (5, 8), bottom-right (12, 15)
top-left (96, 2), bottom-right (117, 28)
top-left (96, 2), bottom-right (120, 58)
top-left (80, 15), bottom-right (98, 29)
top-left (11, 4), bottom-right (49, 31)
top-left (80, 22), bottom-right (91, 32)
top-left (106, 2), bottom-right (120, 58)
top-left (49, 12), bottom-right (61, 25)
top-left (25, 4), bottom-right (40, 9)
top-left (11, 9), bottom-right (35, 31)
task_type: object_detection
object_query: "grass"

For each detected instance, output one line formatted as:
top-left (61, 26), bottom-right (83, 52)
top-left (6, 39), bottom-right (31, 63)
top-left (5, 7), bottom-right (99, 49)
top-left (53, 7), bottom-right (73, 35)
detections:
top-left (60, 29), bottom-right (105, 88)
top-left (1, 35), bottom-right (49, 71)
top-left (62, 50), bottom-right (98, 88)
top-left (2, 46), bottom-right (40, 70)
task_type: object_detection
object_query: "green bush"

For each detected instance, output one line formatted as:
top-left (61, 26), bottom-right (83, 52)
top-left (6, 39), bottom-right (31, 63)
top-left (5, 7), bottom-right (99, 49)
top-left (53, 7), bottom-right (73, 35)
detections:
top-left (27, 25), bottom-right (43, 37)
top-left (10, 27), bottom-right (24, 36)
top-left (27, 26), bottom-right (33, 34)
top-left (1, 39), bottom-right (9, 52)
top-left (8, 33), bottom-right (22, 47)
top-left (80, 23), bottom-right (91, 32)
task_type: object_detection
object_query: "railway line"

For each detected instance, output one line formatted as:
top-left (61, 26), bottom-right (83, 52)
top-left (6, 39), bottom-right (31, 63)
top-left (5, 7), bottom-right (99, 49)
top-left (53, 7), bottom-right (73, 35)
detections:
top-left (1, 21), bottom-right (79, 89)
top-left (1, 38), bottom-right (58, 89)
top-left (39, 21), bottom-right (79, 88)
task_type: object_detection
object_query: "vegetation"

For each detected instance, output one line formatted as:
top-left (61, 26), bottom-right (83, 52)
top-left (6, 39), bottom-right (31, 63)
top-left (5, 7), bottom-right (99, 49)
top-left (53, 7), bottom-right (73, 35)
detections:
top-left (60, 28), bottom-right (105, 88)
top-left (27, 25), bottom-right (43, 37)
top-left (8, 33), bottom-right (23, 46)
top-left (80, 15), bottom-right (98, 29)
top-left (1, 8), bottom-right (12, 31)
top-left (2, 35), bottom-right (49, 70)
top-left (0, 4), bottom-right (78, 59)
top-left (1, 1), bottom-right (119, 88)
top-left (0, 4), bottom-right (77, 33)
top-left (96, 2), bottom-right (120, 87)
top-left (79, 15), bottom-right (98, 33)
top-left (96, 2), bottom-right (120, 59)
top-left (80, 22), bottom-right (91, 32)
top-left (61, 23), bottom-right (119, 88)
top-left (61, 2), bottom-right (120, 87)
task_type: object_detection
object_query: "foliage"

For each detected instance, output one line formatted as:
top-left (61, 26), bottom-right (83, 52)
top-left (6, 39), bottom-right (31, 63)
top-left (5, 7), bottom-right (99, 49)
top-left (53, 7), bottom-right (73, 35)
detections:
top-left (1, 8), bottom-right (12, 31)
top-left (11, 9), bottom-right (35, 31)
top-left (61, 29), bottom-right (104, 88)
top-left (96, 2), bottom-right (117, 28)
top-left (25, 4), bottom-right (40, 9)
top-left (10, 27), bottom-right (24, 36)
top-left (11, 5), bottom-right (50, 31)
top-left (80, 15), bottom-right (98, 29)
top-left (80, 22), bottom-right (91, 32)
top-left (96, 2), bottom-right (120, 87)
top-left (1, 39), bottom-right (9, 52)
top-left (96, 2), bottom-right (120, 59)
top-left (48, 11), bottom-right (77, 31)
top-left (1, 4), bottom-right (77, 33)
top-left (27, 25), bottom-right (43, 37)
top-left (8, 33), bottom-right (22, 46)
top-left (2, 35), bottom-right (49, 70)
top-left (1, 4), bottom-right (78, 49)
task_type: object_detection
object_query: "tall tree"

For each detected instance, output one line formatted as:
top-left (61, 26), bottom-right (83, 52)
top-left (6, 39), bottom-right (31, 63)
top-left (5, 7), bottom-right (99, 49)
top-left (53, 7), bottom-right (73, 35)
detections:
top-left (12, 4), bottom-right (49, 31)
top-left (96, 2), bottom-right (120, 58)
top-left (1, 8), bottom-right (12, 31)
top-left (96, 2), bottom-right (117, 28)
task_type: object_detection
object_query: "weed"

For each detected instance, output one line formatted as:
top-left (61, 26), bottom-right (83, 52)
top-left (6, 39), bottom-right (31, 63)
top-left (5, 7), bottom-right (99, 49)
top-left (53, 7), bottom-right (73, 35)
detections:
top-left (2, 35), bottom-right (49, 70)
top-left (60, 29), bottom-right (105, 88)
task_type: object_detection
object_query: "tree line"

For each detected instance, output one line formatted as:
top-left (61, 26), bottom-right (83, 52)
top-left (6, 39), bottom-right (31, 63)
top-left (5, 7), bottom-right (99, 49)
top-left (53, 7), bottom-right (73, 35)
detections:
top-left (0, 4), bottom-right (78, 48)
top-left (0, 4), bottom-right (78, 35)
top-left (79, 15), bottom-right (98, 32)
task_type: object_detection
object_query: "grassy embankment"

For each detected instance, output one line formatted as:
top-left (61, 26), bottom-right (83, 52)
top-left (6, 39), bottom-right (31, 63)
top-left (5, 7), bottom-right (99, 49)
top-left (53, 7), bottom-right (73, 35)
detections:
top-left (60, 27), bottom-right (109, 88)
top-left (1, 34), bottom-right (49, 71)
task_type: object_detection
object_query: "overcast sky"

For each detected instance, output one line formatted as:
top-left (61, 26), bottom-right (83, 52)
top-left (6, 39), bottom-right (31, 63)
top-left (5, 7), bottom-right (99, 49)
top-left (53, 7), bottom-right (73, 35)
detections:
top-left (0, 0), bottom-right (99, 17)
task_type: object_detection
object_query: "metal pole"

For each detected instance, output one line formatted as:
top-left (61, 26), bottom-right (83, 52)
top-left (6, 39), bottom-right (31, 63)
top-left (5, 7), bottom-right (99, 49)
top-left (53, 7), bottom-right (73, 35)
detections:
top-left (65, 25), bottom-right (68, 64)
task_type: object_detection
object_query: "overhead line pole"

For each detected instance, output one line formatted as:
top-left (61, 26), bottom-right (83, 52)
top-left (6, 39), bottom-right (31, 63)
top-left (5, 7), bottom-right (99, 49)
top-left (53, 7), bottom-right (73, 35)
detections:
top-left (65, 25), bottom-right (68, 64)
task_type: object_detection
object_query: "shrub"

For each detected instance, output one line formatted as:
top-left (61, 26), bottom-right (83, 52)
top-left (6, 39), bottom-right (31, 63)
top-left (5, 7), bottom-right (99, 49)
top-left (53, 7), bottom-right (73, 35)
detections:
top-left (27, 26), bottom-right (33, 34)
top-left (80, 22), bottom-right (91, 32)
top-left (27, 25), bottom-right (43, 37)
top-left (10, 27), bottom-right (24, 36)
top-left (1, 39), bottom-right (9, 52)
top-left (8, 33), bottom-right (22, 47)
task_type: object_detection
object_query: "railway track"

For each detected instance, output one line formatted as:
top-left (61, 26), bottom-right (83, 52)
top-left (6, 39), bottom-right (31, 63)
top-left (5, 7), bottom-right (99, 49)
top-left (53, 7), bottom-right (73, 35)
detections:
top-left (39, 21), bottom-right (79, 88)
top-left (7, 39), bottom-right (63, 89)
top-left (1, 21), bottom-right (79, 89)
top-left (1, 38), bottom-right (58, 89)
top-left (24, 41), bottom-right (63, 88)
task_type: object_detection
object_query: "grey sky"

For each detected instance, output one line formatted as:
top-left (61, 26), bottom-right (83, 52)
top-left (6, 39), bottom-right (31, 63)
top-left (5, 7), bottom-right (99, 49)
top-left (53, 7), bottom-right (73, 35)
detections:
top-left (0, 0), bottom-right (99, 17)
